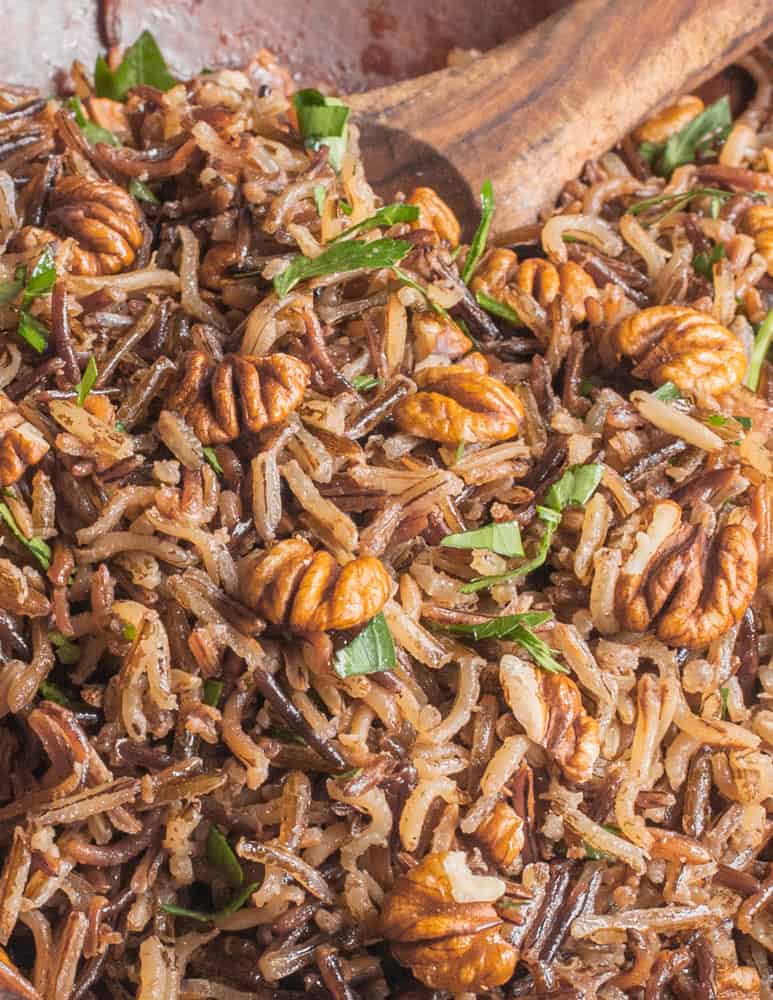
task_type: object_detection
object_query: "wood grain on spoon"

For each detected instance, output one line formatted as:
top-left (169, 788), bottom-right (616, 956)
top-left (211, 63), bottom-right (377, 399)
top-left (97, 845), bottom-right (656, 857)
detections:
top-left (348, 0), bottom-right (773, 236)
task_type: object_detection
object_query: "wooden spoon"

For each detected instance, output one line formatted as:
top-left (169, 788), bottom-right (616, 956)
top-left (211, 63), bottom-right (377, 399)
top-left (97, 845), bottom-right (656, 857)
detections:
top-left (348, 0), bottom-right (773, 235)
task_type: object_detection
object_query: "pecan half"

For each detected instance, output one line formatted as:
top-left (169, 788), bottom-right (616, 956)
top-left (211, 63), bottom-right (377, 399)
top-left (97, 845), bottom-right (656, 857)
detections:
top-left (412, 311), bottom-right (472, 362)
top-left (380, 851), bottom-right (517, 993)
top-left (394, 366), bottom-right (523, 444)
top-left (615, 500), bottom-right (758, 649)
top-left (632, 95), bottom-right (704, 143)
top-left (474, 801), bottom-right (524, 870)
top-left (743, 204), bottom-right (773, 276)
top-left (239, 537), bottom-right (390, 631)
top-left (0, 392), bottom-right (49, 487)
top-left (614, 306), bottom-right (747, 401)
top-left (168, 351), bottom-right (311, 445)
top-left (500, 656), bottom-right (600, 784)
top-left (407, 187), bottom-right (460, 248)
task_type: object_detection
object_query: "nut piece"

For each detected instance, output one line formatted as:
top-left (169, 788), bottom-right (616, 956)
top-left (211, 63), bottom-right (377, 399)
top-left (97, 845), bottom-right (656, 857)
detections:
top-left (394, 366), bottom-right (523, 444)
top-left (500, 656), bottom-right (600, 784)
top-left (0, 392), bottom-right (49, 487)
top-left (168, 351), bottom-right (311, 445)
top-left (474, 801), bottom-right (524, 870)
top-left (615, 501), bottom-right (758, 649)
top-left (412, 311), bottom-right (472, 362)
top-left (614, 306), bottom-right (746, 402)
top-left (407, 187), bottom-right (461, 248)
top-left (380, 851), bottom-right (517, 993)
top-left (47, 176), bottom-right (144, 275)
top-left (517, 258), bottom-right (598, 323)
top-left (744, 204), bottom-right (773, 276)
top-left (633, 95), bottom-right (704, 144)
top-left (239, 536), bottom-right (391, 631)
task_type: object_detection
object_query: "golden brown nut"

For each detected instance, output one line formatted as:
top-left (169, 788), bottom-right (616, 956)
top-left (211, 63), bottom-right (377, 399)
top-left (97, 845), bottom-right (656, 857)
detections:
top-left (407, 186), bottom-right (461, 248)
top-left (615, 501), bottom-right (758, 649)
top-left (44, 176), bottom-right (145, 275)
top-left (716, 966), bottom-right (761, 1000)
top-left (633, 95), bottom-right (704, 144)
top-left (517, 258), bottom-right (598, 323)
top-left (380, 851), bottom-right (517, 993)
top-left (743, 204), bottom-right (773, 276)
top-left (411, 311), bottom-right (473, 362)
top-left (0, 392), bottom-right (49, 487)
top-left (168, 351), bottom-right (311, 445)
top-left (474, 801), bottom-right (524, 869)
top-left (394, 366), bottom-right (523, 444)
top-left (614, 306), bottom-right (747, 401)
top-left (239, 537), bottom-right (390, 631)
top-left (500, 656), bottom-right (600, 784)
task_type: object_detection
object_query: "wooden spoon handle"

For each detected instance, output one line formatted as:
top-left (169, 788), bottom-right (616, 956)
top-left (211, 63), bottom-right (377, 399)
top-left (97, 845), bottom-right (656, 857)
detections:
top-left (349, 0), bottom-right (773, 235)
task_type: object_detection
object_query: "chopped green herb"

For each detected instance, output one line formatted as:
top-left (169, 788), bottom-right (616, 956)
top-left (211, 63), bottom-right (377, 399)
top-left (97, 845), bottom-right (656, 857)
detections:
top-left (39, 680), bottom-right (73, 707)
top-left (461, 179), bottom-right (495, 284)
top-left (641, 97), bottom-right (732, 177)
top-left (579, 378), bottom-right (595, 398)
top-left (66, 96), bottom-right (120, 146)
top-left (16, 311), bottom-right (48, 352)
top-left (629, 186), bottom-right (734, 224)
top-left (735, 415), bottom-right (752, 431)
top-left (441, 520), bottom-right (524, 558)
top-left (293, 89), bottom-right (350, 171)
top-left (651, 381), bottom-right (682, 402)
top-left (274, 237), bottom-right (411, 298)
top-left (49, 631), bottom-right (80, 665)
top-left (743, 308), bottom-right (773, 392)
top-left (123, 623), bottom-right (137, 641)
top-left (693, 242), bottom-right (725, 278)
top-left (128, 178), bottom-right (159, 204)
top-left (333, 612), bottom-right (396, 678)
top-left (331, 203), bottom-right (419, 244)
top-left (0, 502), bottom-right (51, 570)
top-left (720, 686), bottom-right (730, 718)
top-left (206, 826), bottom-right (243, 889)
top-left (510, 624), bottom-right (567, 674)
top-left (22, 247), bottom-right (56, 307)
top-left (584, 824), bottom-right (623, 860)
top-left (115, 420), bottom-right (126, 433)
top-left (267, 725), bottom-right (307, 746)
top-left (94, 30), bottom-right (176, 101)
top-left (638, 141), bottom-right (659, 165)
top-left (706, 414), bottom-right (727, 427)
top-left (475, 290), bottom-right (520, 326)
top-left (76, 357), bottom-right (98, 407)
top-left (340, 201), bottom-right (353, 216)
top-left (202, 446), bottom-right (224, 476)
top-left (454, 440), bottom-right (466, 463)
top-left (337, 768), bottom-right (362, 780)
top-left (352, 374), bottom-right (382, 391)
top-left (441, 610), bottom-right (552, 641)
top-left (203, 679), bottom-right (223, 707)
top-left (313, 183), bottom-right (326, 217)
top-left (161, 882), bottom-right (259, 924)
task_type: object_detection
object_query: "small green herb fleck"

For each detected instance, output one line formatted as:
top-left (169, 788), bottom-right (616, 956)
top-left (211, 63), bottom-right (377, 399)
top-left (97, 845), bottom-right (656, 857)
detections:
top-left (693, 242), bottom-right (725, 278)
top-left (160, 882), bottom-right (259, 923)
top-left (22, 247), bottom-right (56, 308)
top-left (331, 203), bottom-right (419, 244)
top-left (313, 183), bottom-right (326, 217)
top-left (651, 381), bottom-right (683, 402)
top-left (206, 826), bottom-right (243, 889)
top-left (475, 290), bottom-right (520, 326)
top-left (123, 624), bottom-right (137, 641)
top-left (203, 446), bottom-right (224, 476)
top-left (128, 178), bottom-right (159, 204)
top-left (49, 631), bottom-right (80, 665)
top-left (744, 308), bottom-right (773, 392)
top-left (641, 97), bottom-right (732, 177)
top-left (76, 357), bottom-right (98, 407)
top-left (274, 238), bottom-right (411, 298)
top-left (734, 415), bottom-right (752, 431)
top-left (337, 768), bottom-right (362, 780)
top-left (39, 680), bottom-right (73, 707)
top-left (203, 679), bottom-right (223, 707)
top-left (0, 502), bottom-right (51, 569)
top-left (94, 30), bottom-right (176, 101)
top-left (66, 96), bottom-right (121, 146)
top-left (441, 520), bottom-right (524, 558)
top-left (333, 612), bottom-right (396, 678)
top-left (16, 311), bottom-right (48, 353)
top-left (454, 440), bottom-right (466, 463)
top-left (352, 374), bottom-right (382, 392)
top-left (340, 200), bottom-right (353, 216)
top-left (720, 686), bottom-right (730, 719)
top-left (461, 179), bottom-right (495, 284)
top-left (579, 379), bottom-right (595, 398)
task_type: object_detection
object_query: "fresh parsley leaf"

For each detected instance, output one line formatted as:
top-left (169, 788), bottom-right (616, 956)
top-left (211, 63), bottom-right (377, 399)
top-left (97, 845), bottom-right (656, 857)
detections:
top-left (128, 178), bottom-right (159, 204)
top-left (203, 446), bottom-right (224, 476)
top-left (39, 680), bottom-right (73, 707)
top-left (94, 30), bottom-right (176, 101)
top-left (49, 631), bottom-right (80, 665)
top-left (66, 96), bottom-right (120, 146)
top-left (693, 242), bottom-right (725, 278)
top-left (461, 179), bottom-right (495, 284)
top-left (123, 623), bottom-right (137, 641)
top-left (441, 520), bottom-right (524, 558)
top-left (508, 624), bottom-right (567, 674)
top-left (0, 502), bottom-right (51, 569)
top-left (160, 882), bottom-right (259, 924)
top-left (203, 679), bottom-right (223, 707)
top-left (441, 610), bottom-right (552, 640)
top-left (340, 201), bottom-right (353, 216)
top-left (330, 203), bottom-right (419, 244)
top-left (333, 612), bottom-right (396, 678)
top-left (651, 381), bottom-right (682, 402)
top-left (744, 307), bottom-right (773, 392)
top-left (655, 97), bottom-right (732, 176)
top-left (274, 238), bottom-right (411, 298)
top-left (206, 826), bottom-right (243, 889)
top-left (76, 357), bottom-right (98, 407)
top-left (22, 247), bottom-right (56, 307)
top-left (313, 183), bottom-right (326, 217)
top-left (735, 415), bottom-right (752, 431)
top-left (352, 375), bottom-right (381, 391)
top-left (293, 89), bottom-right (350, 171)
top-left (476, 290), bottom-right (520, 326)
top-left (705, 414), bottom-right (727, 427)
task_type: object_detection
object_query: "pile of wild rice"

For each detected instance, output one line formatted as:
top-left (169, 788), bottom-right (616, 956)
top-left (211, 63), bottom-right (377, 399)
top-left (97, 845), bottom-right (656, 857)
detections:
top-left (0, 31), bottom-right (771, 1000)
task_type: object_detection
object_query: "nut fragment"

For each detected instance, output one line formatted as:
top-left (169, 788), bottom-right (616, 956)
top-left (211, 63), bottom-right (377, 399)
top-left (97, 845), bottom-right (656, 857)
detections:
top-left (614, 306), bottom-right (746, 402)
top-left (239, 536), bottom-right (390, 631)
top-left (0, 392), bottom-right (49, 487)
top-left (380, 851), bottom-right (517, 993)
top-left (500, 656), bottom-right (600, 784)
top-left (474, 801), bottom-right (524, 870)
top-left (412, 311), bottom-right (472, 362)
top-left (168, 351), bottom-right (311, 445)
top-left (615, 501), bottom-right (758, 649)
top-left (393, 366), bottom-right (523, 444)
top-left (633, 95), bottom-right (704, 143)
top-left (744, 204), bottom-right (773, 276)
top-left (407, 187), bottom-right (461, 248)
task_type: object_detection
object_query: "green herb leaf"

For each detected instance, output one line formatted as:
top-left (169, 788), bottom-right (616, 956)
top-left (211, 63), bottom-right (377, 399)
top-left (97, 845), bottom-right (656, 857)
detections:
top-left (16, 312), bottom-right (48, 353)
top-left (460, 520), bottom-right (554, 593)
top-left (441, 610), bottom-right (552, 641)
top-left (638, 141), bottom-right (660, 165)
top-left (160, 881), bottom-right (259, 924)
top-left (651, 381), bottom-right (682, 402)
top-left (115, 420), bottom-right (126, 433)
top-left (203, 679), bottom-right (223, 707)
top-left (0, 502), bottom-right (51, 569)
top-left (313, 183), bottom-right (326, 217)
top-left (206, 826), bottom-right (243, 889)
top-left (333, 612), bottom-right (396, 678)
top-left (76, 357), bottom-right (98, 407)
top-left (22, 247), bottom-right (56, 307)
top-left (337, 768), bottom-right (362, 780)
top-left (735, 415), bottom-right (752, 431)
top-left (744, 308), bottom-right (773, 392)
top-left (475, 290), bottom-right (520, 326)
top-left (274, 238), bottom-right (411, 298)
top-left (49, 631), bottom-right (81, 665)
top-left (293, 89), bottom-right (350, 171)
top-left (441, 520), bottom-right (524, 558)
top-left (655, 96), bottom-right (732, 177)
top-left (202, 446), bottom-right (224, 476)
top-left (693, 242), bottom-right (725, 278)
top-left (579, 379), bottom-right (595, 398)
top-left (94, 30), bottom-right (176, 101)
top-left (267, 725), bottom-right (307, 746)
top-left (66, 96), bottom-right (121, 146)
top-left (629, 186), bottom-right (733, 223)
top-left (705, 414), bottom-right (727, 427)
top-left (340, 200), bottom-right (353, 216)
top-left (331, 203), bottom-right (419, 244)
top-left (123, 624), bottom-right (137, 641)
top-left (462, 179), bottom-right (495, 284)
top-left (720, 686), bottom-right (730, 719)
top-left (509, 624), bottom-right (567, 673)
top-left (128, 178), bottom-right (159, 204)
top-left (218, 882), bottom-right (259, 917)
top-left (39, 680), bottom-right (73, 707)
top-left (454, 440), bottom-right (466, 463)
top-left (352, 375), bottom-right (382, 391)
top-left (584, 824), bottom-right (623, 860)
